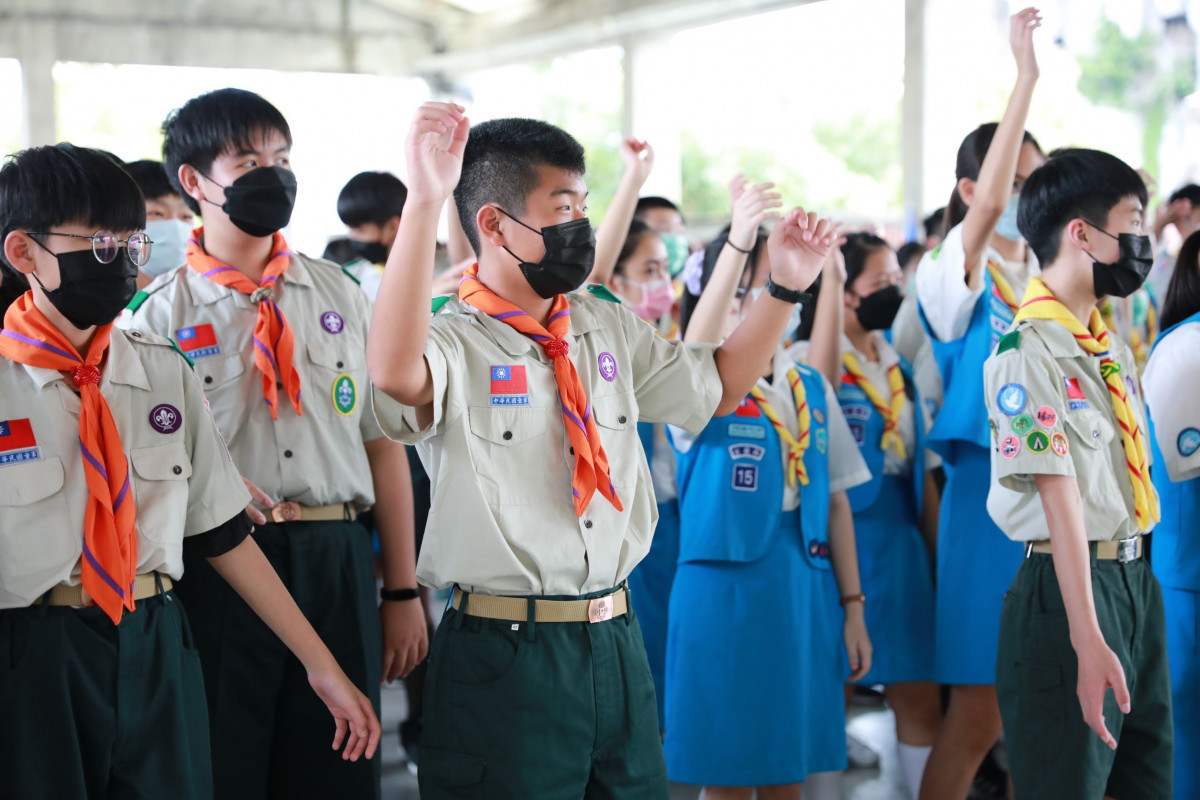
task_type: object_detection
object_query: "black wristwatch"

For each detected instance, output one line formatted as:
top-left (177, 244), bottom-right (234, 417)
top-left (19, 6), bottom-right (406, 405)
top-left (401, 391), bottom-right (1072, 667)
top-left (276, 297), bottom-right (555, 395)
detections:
top-left (380, 587), bottom-right (420, 602)
top-left (764, 276), bottom-right (811, 305)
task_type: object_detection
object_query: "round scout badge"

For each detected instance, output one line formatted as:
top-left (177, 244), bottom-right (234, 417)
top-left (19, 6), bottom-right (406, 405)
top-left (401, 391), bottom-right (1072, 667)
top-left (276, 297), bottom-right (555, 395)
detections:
top-left (1026, 430), bottom-right (1051, 453)
top-left (597, 352), bottom-right (618, 382)
top-left (149, 404), bottom-right (182, 434)
top-left (1000, 435), bottom-right (1021, 459)
top-left (1051, 432), bottom-right (1069, 456)
top-left (1035, 406), bottom-right (1058, 428)
top-left (997, 383), bottom-right (1027, 416)
top-left (1178, 428), bottom-right (1200, 457)
top-left (321, 311), bottom-right (344, 334)
top-left (1011, 413), bottom-right (1034, 436)
top-left (813, 408), bottom-right (825, 425)
top-left (332, 374), bottom-right (357, 416)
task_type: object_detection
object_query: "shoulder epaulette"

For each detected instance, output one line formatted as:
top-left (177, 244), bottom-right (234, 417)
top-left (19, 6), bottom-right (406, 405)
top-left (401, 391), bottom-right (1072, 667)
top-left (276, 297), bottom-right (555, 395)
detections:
top-left (585, 284), bottom-right (622, 304)
top-left (125, 289), bottom-right (150, 315)
top-left (996, 330), bottom-right (1021, 355)
top-left (169, 338), bottom-right (196, 368)
top-left (431, 295), bottom-right (451, 315)
top-left (341, 265), bottom-right (362, 286)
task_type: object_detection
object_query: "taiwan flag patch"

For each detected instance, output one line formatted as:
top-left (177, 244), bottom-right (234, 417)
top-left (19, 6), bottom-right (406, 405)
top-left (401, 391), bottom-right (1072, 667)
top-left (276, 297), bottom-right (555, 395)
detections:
top-left (490, 365), bottom-right (529, 406)
top-left (1064, 376), bottom-right (1091, 410)
top-left (734, 397), bottom-right (762, 417)
top-left (0, 419), bottom-right (40, 465)
top-left (175, 324), bottom-right (221, 358)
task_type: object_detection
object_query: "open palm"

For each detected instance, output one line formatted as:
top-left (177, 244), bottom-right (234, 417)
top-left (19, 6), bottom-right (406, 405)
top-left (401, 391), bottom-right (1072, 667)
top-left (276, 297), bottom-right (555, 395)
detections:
top-left (405, 102), bottom-right (470, 204)
top-left (767, 208), bottom-right (834, 292)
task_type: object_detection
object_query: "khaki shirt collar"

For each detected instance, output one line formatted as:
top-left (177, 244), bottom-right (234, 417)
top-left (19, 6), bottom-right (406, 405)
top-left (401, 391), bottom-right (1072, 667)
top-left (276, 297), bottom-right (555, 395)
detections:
top-left (18, 327), bottom-right (150, 392)
top-left (185, 243), bottom-right (314, 307)
top-left (1022, 317), bottom-right (1089, 360)
top-left (458, 291), bottom-right (602, 358)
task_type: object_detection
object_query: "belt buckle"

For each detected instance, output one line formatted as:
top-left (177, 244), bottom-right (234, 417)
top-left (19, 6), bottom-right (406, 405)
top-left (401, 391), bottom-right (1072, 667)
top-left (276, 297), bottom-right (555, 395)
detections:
top-left (587, 596), bottom-right (614, 624)
top-left (1118, 537), bottom-right (1138, 563)
top-left (271, 501), bottom-right (301, 524)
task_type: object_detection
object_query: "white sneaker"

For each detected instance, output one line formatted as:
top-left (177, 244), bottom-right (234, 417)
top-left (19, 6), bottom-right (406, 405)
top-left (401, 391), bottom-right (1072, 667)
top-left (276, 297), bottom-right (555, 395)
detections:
top-left (846, 731), bottom-right (881, 770)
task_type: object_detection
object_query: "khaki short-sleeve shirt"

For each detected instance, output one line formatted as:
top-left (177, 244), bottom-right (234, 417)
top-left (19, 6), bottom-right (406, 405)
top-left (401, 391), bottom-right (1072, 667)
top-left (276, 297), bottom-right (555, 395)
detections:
top-left (126, 251), bottom-right (383, 507)
top-left (0, 328), bottom-right (250, 608)
top-left (984, 317), bottom-right (1156, 542)
top-left (372, 292), bottom-right (723, 596)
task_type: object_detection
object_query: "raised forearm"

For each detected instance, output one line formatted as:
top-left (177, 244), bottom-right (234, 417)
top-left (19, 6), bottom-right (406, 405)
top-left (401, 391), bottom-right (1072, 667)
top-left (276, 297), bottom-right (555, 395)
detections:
top-left (807, 274), bottom-right (843, 386)
top-left (589, 171), bottom-right (647, 285)
top-left (712, 294), bottom-right (793, 415)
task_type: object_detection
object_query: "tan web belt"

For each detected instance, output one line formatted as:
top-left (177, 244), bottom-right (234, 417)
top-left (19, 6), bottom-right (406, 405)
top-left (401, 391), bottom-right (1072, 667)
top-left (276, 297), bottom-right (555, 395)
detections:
top-left (1025, 535), bottom-right (1143, 563)
top-left (35, 573), bottom-right (174, 607)
top-left (451, 586), bottom-right (629, 624)
top-left (270, 501), bottom-right (359, 523)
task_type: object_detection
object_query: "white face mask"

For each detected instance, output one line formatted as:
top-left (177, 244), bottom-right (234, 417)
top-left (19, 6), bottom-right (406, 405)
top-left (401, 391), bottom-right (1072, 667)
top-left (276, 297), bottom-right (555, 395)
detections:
top-left (142, 219), bottom-right (193, 278)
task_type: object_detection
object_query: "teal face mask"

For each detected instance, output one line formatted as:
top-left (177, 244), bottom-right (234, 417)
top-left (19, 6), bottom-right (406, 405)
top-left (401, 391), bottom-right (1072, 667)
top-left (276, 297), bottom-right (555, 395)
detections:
top-left (995, 194), bottom-right (1022, 242)
top-left (661, 232), bottom-right (689, 277)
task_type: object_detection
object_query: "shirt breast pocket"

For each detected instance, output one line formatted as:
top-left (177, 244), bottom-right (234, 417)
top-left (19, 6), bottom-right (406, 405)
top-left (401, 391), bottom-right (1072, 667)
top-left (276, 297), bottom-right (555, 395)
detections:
top-left (130, 442), bottom-right (193, 543)
top-left (591, 390), bottom-right (638, 483)
top-left (305, 342), bottom-right (366, 422)
top-left (466, 406), bottom-right (551, 506)
top-left (194, 353), bottom-right (245, 393)
top-left (1063, 409), bottom-right (1121, 505)
top-left (0, 458), bottom-right (77, 587)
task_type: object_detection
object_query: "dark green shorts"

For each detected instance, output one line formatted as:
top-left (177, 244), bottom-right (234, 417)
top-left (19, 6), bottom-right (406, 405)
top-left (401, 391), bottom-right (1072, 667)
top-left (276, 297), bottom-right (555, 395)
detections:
top-left (419, 586), bottom-right (667, 799)
top-left (997, 553), bottom-right (1173, 800)
top-left (0, 590), bottom-right (212, 800)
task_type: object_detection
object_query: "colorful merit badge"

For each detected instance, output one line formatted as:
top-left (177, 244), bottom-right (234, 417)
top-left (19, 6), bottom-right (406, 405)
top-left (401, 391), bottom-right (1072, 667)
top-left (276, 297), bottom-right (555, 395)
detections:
top-left (1026, 430), bottom-right (1051, 453)
top-left (149, 404), bottom-right (182, 434)
top-left (1064, 376), bottom-right (1090, 411)
top-left (0, 419), bottom-right (40, 465)
top-left (813, 408), bottom-right (825, 425)
top-left (332, 374), bottom-right (357, 416)
top-left (815, 428), bottom-right (828, 454)
top-left (1011, 414), bottom-right (1034, 436)
top-left (321, 311), bottom-right (344, 334)
top-left (997, 383), bottom-right (1027, 416)
top-left (1178, 428), bottom-right (1200, 458)
top-left (597, 352), bottom-right (618, 382)
top-left (175, 324), bottom-right (220, 358)
top-left (1000, 435), bottom-right (1021, 459)
top-left (490, 365), bottom-right (529, 406)
top-left (728, 443), bottom-right (766, 461)
top-left (1035, 406), bottom-right (1058, 428)
top-left (1051, 432), bottom-right (1069, 456)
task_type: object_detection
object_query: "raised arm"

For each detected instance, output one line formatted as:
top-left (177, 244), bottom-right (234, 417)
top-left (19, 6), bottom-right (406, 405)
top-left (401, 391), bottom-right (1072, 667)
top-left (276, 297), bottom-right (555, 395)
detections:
top-left (588, 138), bottom-right (654, 285)
top-left (960, 7), bottom-right (1041, 288)
top-left (367, 102), bottom-right (468, 408)
top-left (805, 225), bottom-right (848, 385)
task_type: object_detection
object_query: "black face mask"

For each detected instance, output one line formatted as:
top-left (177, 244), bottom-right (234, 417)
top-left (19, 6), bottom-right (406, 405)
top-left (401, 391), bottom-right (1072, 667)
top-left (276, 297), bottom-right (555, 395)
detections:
top-left (348, 239), bottom-right (389, 265)
top-left (1087, 225), bottom-right (1152, 299)
top-left (854, 284), bottom-right (904, 331)
top-left (498, 209), bottom-right (595, 299)
top-left (203, 166), bottom-right (297, 238)
top-left (32, 248), bottom-right (138, 330)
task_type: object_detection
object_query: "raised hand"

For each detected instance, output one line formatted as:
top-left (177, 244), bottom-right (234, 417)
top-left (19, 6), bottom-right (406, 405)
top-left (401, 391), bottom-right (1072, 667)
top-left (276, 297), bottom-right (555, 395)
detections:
top-left (308, 664), bottom-right (383, 761)
top-left (823, 222), bottom-right (849, 285)
top-left (728, 174), bottom-right (783, 251)
top-left (619, 138), bottom-right (655, 184)
top-left (405, 102), bottom-right (470, 205)
top-left (1010, 7), bottom-right (1043, 80)
top-left (767, 207), bottom-right (836, 293)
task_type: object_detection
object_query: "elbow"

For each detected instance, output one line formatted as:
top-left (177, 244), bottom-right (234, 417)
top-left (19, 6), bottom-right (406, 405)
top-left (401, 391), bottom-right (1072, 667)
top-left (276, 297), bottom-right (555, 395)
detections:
top-left (368, 359), bottom-right (419, 406)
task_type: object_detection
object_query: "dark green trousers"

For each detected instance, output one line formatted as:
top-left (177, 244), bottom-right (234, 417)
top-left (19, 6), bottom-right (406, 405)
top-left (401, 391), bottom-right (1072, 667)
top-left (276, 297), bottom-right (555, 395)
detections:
top-left (997, 552), bottom-right (1173, 800)
top-left (174, 520), bottom-right (382, 800)
top-left (0, 590), bottom-right (211, 800)
top-left (419, 587), bottom-right (667, 799)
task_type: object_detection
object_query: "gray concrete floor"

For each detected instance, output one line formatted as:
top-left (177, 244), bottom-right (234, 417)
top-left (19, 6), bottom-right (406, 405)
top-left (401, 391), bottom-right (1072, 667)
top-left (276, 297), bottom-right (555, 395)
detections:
top-left (379, 686), bottom-right (905, 799)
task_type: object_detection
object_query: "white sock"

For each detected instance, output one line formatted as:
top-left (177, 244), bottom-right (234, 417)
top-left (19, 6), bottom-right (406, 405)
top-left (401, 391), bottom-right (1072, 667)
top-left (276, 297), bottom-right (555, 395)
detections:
top-left (897, 743), bottom-right (932, 799)
top-left (803, 770), bottom-right (843, 800)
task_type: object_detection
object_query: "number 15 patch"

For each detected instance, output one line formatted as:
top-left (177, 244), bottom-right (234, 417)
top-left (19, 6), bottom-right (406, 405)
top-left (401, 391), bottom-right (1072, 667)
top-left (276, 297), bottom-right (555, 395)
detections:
top-left (732, 463), bottom-right (759, 492)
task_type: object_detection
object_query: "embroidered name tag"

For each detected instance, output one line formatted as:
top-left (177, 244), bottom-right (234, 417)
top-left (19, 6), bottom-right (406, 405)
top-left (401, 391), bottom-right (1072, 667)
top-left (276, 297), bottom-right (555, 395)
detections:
top-left (490, 365), bottom-right (530, 406)
top-left (0, 419), bottom-right (40, 465)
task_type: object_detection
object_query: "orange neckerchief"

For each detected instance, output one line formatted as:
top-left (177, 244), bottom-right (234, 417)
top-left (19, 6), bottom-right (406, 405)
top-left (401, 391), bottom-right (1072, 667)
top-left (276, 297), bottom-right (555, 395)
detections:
top-left (749, 366), bottom-right (810, 488)
top-left (187, 228), bottom-right (301, 419)
top-left (1015, 278), bottom-right (1160, 529)
top-left (842, 349), bottom-right (907, 459)
top-left (0, 292), bottom-right (137, 624)
top-left (458, 264), bottom-right (622, 516)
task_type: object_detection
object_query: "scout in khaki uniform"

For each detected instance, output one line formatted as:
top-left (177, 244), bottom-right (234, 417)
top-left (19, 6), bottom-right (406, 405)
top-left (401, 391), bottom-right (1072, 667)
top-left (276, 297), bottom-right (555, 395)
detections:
top-left (126, 89), bottom-right (426, 800)
top-left (366, 103), bottom-right (835, 798)
top-left (0, 144), bottom-right (379, 799)
top-left (984, 148), bottom-right (1172, 799)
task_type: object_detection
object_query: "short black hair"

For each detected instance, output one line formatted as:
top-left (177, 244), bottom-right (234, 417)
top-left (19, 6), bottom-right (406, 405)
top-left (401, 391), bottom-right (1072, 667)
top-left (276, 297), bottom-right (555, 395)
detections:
top-left (897, 240), bottom-right (924, 271)
top-left (922, 208), bottom-right (944, 241)
top-left (337, 171), bottom-right (407, 228)
top-left (1161, 229), bottom-right (1200, 330)
top-left (1168, 183), bottom-right (1200, 205)
top-left (614, 219), bottom-right (660, 278)
top-left (453, 117), bottom-right (586, 254)
top-left (635, 196), bottom-right (683, 219)
top-left (125, 159), bottom-right (177, 201)
top-left (1017, 148), bottom-right (1147, 268)
top-left (162, 88), bottom-right (292, 214)
top-left (0, 144), bottom-right (145, 307)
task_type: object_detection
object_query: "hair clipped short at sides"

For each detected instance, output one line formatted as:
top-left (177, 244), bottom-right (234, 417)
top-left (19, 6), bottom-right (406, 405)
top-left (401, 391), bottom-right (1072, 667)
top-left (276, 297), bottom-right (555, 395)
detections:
top-left (453, 117), bottom-right (586, 255)
top-left (1168, 183), bottom-right (1200, 205)
top-left (337, 171), bottom-right (408, 228)
top-left (125, 159), bottom-right (177, 201)
top-left (1017, 148), bottom-right (1147, 268)
top-left (161, 88), bottom-right (292, 214)
top-left (635, 196), bottom-right (681, 216)
top-left (0, 143), bottom-right (146, 276)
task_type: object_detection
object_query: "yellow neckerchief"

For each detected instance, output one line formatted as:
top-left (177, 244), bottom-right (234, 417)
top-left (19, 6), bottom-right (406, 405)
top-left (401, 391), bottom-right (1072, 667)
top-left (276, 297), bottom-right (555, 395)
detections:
top-left (748, 365), bottom-right (811, 488)
top-left (986, 260), bottom-right (1020, 313)
top-left (1014, 277), bottom-right (1160, 529)
top-left (842, 349), bottom-right (907, 459)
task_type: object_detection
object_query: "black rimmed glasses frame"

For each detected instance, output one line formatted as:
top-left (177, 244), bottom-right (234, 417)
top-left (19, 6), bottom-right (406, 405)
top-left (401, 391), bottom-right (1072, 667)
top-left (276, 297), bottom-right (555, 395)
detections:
top-left (23, 229), bottom-right (153, 268)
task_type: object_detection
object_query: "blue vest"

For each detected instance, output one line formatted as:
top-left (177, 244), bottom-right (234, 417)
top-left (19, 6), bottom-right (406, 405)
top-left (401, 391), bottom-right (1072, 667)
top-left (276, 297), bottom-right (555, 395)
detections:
top-left (837, 358), bottom-right (926, 515)
top-left (674, 363), bottom-right (832, 569)
top-left (920, 268), bottom-right (1015, 458)
top-left (1146, 311), bottom-right (1200, 592)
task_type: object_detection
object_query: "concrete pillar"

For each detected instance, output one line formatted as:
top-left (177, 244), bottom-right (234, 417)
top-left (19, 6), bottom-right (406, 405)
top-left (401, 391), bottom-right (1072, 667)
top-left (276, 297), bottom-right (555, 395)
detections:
top-left (901, 0), bottom-right (926, 240)
top-left (17, 21), bottom-right (57, 147)
top-left (622, 35), bottom-right (683, 204)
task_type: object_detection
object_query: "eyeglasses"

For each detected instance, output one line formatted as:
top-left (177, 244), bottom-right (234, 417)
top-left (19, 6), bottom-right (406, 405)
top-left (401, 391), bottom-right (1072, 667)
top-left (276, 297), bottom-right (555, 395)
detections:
top-left (24, 230), bottom-right (153, 268)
